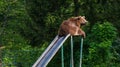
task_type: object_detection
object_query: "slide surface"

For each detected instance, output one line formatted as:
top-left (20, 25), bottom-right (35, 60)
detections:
top-left (32, 34), bottom-right (70, 67)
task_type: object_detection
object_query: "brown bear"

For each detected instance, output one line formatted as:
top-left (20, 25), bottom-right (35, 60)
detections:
top-left (58, 16), bottom-right (87, 38)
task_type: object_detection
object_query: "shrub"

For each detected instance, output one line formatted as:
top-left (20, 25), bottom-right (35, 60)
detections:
top-left (86, 21), bottom-right (117, 66)
top-left (90, 21), bottom-right (117, 43)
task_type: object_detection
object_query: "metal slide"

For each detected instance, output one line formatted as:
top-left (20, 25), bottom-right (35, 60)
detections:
top-left (32, 34), bottom-right (70, 67)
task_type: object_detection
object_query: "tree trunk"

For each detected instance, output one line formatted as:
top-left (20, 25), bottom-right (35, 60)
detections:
top-left (73, 0), bottom-right (79, 16)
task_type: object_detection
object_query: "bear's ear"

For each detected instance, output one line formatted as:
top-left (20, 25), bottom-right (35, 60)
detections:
top-left (77, 17), bottom-right (80, 20)
top-left (82, 16), bottom-right (85, 18)
top-left (76, 16), bottom-right (81, 20)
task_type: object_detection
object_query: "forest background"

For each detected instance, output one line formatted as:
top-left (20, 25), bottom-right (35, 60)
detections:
top-left (0, 0), bottom-right (120, 67)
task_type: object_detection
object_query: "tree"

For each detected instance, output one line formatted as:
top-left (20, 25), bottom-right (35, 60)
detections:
top-left (85, 22), bottom-right (117, 66)
top-left (25, 0), bottom-right (75, 46)
top-left (73, 0), bottom-right (80, 16)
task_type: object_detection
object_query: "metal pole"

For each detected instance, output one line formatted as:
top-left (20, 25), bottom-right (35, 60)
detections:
top-left (79, 38), bottom-right (83, 67)
top-left (70, 36), bottom-right (74, 67)
top-left (61, 45), bottom-right (64, 67)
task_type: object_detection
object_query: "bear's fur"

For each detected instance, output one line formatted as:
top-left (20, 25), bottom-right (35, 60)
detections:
top-left (58, 16), bottom-right (87, 38)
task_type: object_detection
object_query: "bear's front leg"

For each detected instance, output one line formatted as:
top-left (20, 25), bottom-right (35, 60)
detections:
top-left (78, 29), bottom-right (86, 38)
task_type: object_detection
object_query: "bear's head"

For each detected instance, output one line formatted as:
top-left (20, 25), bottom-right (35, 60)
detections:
top-left (76, 16), bottom-right (87, 25)
top-left (69, 16), bottom-right (88, 26)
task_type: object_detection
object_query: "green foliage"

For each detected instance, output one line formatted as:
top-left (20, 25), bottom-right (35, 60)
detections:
top-left (88, 41), bottom-right (112, 66)
top-left (85, 22), bottom-right (118, 67)
top-left (24, 0), bottom-right (75, 46)
top-left (0, 0), bottom-right (120, 67)
top-left (1, 24), bottom-right (45, 67)
top-left (89, 22), bottom-right (117, 43)
top-left (2, 45), bottom-right (44, 67)
top-left (112, 38), bottom-right (120, 63)
top-left (0, 0), bottom-right (43, 67)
